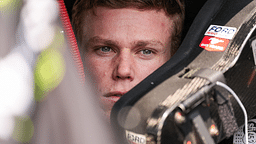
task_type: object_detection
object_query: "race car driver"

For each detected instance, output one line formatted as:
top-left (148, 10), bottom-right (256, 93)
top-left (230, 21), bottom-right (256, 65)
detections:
top-left (72, 0), bottom-right (185, 122)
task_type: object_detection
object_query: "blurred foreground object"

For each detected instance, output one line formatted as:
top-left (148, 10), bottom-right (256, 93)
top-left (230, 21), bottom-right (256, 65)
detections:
top-left (0, 0), bottom-right (117, 143)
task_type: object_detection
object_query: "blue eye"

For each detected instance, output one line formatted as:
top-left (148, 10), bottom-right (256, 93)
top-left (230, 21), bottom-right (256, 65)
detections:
top-left (100, 46), bottom-right (111, 52)
top-left (141, 49), bottom-right (152, 55)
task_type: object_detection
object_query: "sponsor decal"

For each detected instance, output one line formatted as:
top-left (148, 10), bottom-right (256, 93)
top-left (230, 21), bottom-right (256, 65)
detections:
top-left (205, 25), bottom-right (237, 39)
top-left (199, 36), bottom-right (229, 52)
top-left (233, 119), bottom-right (256, 144)
top-left (126, 130), bottom-right (146, 144)
top-left (200, 25), bottom-right (237, 52)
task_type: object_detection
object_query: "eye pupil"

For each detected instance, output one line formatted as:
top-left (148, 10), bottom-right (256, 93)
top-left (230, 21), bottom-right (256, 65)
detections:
top-left (143, 50), bottom-right (152, 55)
top-left (101, 47), bottom-right (111, 52)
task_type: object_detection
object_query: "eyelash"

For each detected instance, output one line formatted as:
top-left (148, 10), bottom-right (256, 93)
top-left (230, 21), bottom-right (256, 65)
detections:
top-left (99, 46), bottom-right (112, 52)
top-left (141, 49), bottom-right (152, 55)
top-left (93, 46), bottom-right (116, 57)
top-left (138, 48), bottom-right (156, 55)
top-left (93, 46), bottom-right (157, 58)
top-left (94, 46), bottom-right (113, 52)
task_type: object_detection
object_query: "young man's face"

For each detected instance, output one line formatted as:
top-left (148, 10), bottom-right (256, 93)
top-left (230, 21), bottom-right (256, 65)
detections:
top-left (82, 7), bottom-right (174, 119)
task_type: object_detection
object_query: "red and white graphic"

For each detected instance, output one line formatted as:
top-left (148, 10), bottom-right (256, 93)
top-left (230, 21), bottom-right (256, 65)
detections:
top-left (200, 36), bottom-right (229, 52)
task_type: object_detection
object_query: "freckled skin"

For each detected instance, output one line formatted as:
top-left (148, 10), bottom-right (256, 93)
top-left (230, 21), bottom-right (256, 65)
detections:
top-left (82, 7), bottom-right (174, 120)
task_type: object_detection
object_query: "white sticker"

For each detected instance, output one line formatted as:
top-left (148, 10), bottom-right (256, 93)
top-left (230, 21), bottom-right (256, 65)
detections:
top-left (126, 130), bottom-right (146, 144)
top-left (205, 25), bottom-right (237, 39)
top-left (233, 119), bottom-right (256, 144)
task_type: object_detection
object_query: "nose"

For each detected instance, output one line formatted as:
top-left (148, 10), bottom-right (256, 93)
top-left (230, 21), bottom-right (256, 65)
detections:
top-left (112, 52), bottom-right (134, 81)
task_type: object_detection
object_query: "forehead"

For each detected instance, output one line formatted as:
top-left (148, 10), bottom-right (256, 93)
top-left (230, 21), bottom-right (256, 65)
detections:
top-left (82, 7), bottom-right (173, 45)
top-left (88, 6), bottom-right (170, 21)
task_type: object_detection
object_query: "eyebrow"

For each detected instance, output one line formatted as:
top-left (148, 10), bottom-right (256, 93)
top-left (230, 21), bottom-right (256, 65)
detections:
top-left (86, 36), bottom-right (119, 47)
top-left (86, 36), bottom-right (164, 48)
top-left (134, 40), bottom-right (164, 48)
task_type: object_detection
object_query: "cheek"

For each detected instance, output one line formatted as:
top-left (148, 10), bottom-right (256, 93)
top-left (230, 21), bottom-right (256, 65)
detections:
top-left (86, 57), bottom-right (112, 80)
top-left (136, 59), bottom-right (166, 79)
top-left (163, 52), bottom-right (171, 62)
top-left (140, 52), bottom-right (170, 75)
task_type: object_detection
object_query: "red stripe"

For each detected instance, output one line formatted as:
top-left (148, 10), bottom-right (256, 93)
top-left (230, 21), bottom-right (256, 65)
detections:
top-left (58, 0), bottom-right (85, 83)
